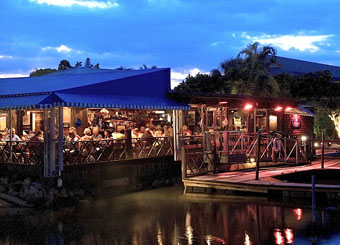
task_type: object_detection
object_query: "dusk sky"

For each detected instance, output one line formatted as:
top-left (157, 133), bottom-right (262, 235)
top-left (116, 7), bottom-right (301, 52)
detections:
top-left (1, 0), bottom-right (340, 88)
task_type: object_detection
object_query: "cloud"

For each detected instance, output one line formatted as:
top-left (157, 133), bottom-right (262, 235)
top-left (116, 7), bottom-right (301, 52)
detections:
top-left (0, 73), bottom-right (29, 78)
top-left (242, 33), bottom-right (333, 52)
top-left (0, 55), bottom-right (14, 59)
top-left (29, 0), bottom-right (119, 9)
top-left (171, 68), bottom-right (206, 89)
top-left (42, 44), bottom-right (73, 53)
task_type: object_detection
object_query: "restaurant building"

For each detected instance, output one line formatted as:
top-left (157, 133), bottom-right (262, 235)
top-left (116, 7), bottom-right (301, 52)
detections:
top-left (0, 67), bottom-right (188, 180)
top-left (0, 67), bottom-right (314, 185)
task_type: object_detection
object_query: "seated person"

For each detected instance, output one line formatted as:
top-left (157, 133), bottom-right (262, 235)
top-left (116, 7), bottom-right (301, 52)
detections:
top-left (154, 127), bottom-right (164, 137)
top-left (6, 128), bottom-right (21, 141)
top-left (68, 130), bottom-right (80, 142)
top-left (91, 127), bottom-right (102, 140)
top-left (131, 128), bottom-right (139, 138)
top-left (182, 125), bottom-right (192, 136)
top-left (81, 128), bottom-right (92, 141)
top-left (141, 128), bottom-right (154, 146)
top-left (139, 126), bottom-right (146, 138)
top-left (112, 128), bottom-right (125, 140)
top-left (28, 130), bottom-right (44, 158)
top-left (104, 129), bottom-right (112, 139)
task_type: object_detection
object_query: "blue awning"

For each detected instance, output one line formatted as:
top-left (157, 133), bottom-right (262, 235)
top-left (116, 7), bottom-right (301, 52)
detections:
top-left (53, 93), bottom-right (189, 110)
top-left (0, 67), bottom-right (190, 110)
top-left (0, 94), bottom-right (50, 110)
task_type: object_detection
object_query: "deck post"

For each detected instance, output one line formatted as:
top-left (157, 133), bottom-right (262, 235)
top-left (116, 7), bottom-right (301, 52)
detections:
top-left (181, 146), bottom-right (187, 180)
top-left (124, 129), bottom-right (133, 159)
top-left (58, 107), bottom-right (64, 172)
top-left (296, 139), bottom-right (299, 164)
top-left (49, 107), bottom-right (56, 175)
top-left (255, 130), bottom-right (261, 180)
top-left (312, 175), bottom-right (316, 223)
top-left (43, 110), bottom-right (50, 177)
top-left (9, 109), bottom-right (12, 162)
top-left (321, 130), bottom-right (325, 169)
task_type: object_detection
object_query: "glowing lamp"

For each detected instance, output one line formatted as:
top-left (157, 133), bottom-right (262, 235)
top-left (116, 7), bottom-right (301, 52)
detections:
top-left (314, 142), bottom-right (319, 147)
top-left (285, 106), bottom-right (293, 112)
top-left (274, 106), bottom-right (283, 111)
top-left (293, 208), bottom-right (303, 220)
top-left (244, 104), bottom-right (253, 110)
top-left (249, 158), bottom-right (255, 163)
top-left (284, 229), bottom-right (294, 244)
top-left (301, 135), bottom-right (307, 141)
top-left (219, 101), bottom-right (228, 105)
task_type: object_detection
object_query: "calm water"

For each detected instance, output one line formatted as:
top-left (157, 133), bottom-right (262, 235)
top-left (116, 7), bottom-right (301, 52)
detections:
top-left (1, 184), bottom-right (340, 245)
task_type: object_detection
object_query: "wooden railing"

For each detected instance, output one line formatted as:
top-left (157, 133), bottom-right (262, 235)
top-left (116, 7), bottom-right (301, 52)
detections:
top-left (181, 131), bottom-right (310, 178)
top-left (0, 141), bottom-right (44, 165)
top-left (0, 136), bottom-right (174, 166)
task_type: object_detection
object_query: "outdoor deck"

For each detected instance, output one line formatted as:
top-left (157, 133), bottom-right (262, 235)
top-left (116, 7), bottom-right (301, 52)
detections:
top-left (183, 159), bottom-right (340, 203)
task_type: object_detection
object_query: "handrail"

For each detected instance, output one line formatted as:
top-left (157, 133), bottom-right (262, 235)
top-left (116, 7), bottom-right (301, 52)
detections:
top-left (0, 136), bottom-right (174, 166)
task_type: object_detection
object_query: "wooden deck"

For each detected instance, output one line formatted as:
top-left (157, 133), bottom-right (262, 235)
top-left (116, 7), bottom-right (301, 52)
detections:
top-left (183, 159), bottom-right (340, 202)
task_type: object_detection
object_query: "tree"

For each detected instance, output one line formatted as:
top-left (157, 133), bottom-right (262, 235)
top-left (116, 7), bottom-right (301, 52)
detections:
top-left (140, 64), bottom-right (157, 69)
top-left (174, 71), bottom-right (232, 94)
top-left (58, 60), bottom-right (72, 70)
top-left (30, 68), bottom-right (57, 77)
top-left (221, 42), bottom-right (280, 96)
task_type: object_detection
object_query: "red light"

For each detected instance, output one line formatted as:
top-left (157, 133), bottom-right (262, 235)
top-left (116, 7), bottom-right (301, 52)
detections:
top-left (293, 208), bottom-right (302, 220)
top-left (285, 106), bottom-right (292, 111)
top-left (274, 106), bottom-right (283, 111)
top-left (244, 104), bottom-right (253, 110)
top-left (274, 229), bottom-right (284, 245)
top-left (284, 229), bottom-right (294, 244)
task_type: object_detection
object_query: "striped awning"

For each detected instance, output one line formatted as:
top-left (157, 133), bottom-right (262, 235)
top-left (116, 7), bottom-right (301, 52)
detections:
top-left (0, 67), bottom-right (190, 110)
top-left (0, 94), bottom-right (50, 110)
top-left (54, 92), bottom-right (189, 110)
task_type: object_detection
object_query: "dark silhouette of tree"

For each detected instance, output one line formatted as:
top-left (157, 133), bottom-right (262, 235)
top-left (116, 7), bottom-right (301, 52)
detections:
top-left (58, 60), bottom-right (73, 70)
top-left (30, 68), bottom-right (57, 77)
top-left (140, 64), bottom-right (158, 69)
top-left (221, 42), bottom-right (280, 96)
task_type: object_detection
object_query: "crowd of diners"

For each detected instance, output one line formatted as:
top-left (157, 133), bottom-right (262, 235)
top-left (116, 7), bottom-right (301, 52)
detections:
top-left (0, 124), bottom-right (174, 144)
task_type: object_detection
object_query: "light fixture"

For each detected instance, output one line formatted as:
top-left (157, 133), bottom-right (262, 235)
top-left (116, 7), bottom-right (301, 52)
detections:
top-left (100, 108), bottom-right (109, 113)
top-left (285, 106), bottom-right (293, 112)
top-left (244, 103), bottom-right (253, 110)
top-left (301, 135), bottom-right (307, 141)
top-left (219, 101), bottom-right (228, 105)
top-left (314, 142), bottom-right (319, 147)
top-left (274, 106), bottom-right (283, 111)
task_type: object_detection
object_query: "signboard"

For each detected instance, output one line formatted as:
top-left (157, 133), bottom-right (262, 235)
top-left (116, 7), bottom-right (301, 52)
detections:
top-left (75, 118), bottom-right (82, 128)
top-left (291, 115), bottom-right (301, 129)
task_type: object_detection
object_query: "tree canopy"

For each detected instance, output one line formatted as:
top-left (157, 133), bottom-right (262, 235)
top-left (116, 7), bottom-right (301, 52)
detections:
top-left (29, 58), bottom-right (100, 77)
top-left (175, 42), bottom-right (280, 96)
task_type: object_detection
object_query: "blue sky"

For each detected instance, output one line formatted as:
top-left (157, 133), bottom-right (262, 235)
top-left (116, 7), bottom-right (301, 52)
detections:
top-left (1, 0), bottom-right (340, 87)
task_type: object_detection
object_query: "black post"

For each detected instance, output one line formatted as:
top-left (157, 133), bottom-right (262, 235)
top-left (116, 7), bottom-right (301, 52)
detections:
top-left (321, 130), bottom-right (325, 169)
top-left (255, 130), bottom-right (261, 180)
top-left (312, 175), bottom-right (316, 224)
top-left (124, 129), bottom-right (133, 159)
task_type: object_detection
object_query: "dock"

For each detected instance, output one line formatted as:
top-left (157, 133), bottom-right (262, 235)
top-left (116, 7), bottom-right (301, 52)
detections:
top-left (183, 159), bottom-right (340, 204)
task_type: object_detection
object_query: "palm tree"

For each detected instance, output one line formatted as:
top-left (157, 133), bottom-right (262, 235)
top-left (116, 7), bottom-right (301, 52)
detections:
top-left (221, 42), bottom-right (280, 96)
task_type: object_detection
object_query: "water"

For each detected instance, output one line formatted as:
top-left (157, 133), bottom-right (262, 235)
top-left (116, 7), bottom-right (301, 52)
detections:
top-left (1, 184), bottom-right (340, 244)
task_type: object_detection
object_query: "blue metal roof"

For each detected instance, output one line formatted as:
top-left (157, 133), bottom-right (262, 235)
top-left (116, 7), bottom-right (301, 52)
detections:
top-left (269, 56), bottom-right (340, 81)
top-left (0, 67), bottom-right (189, 110)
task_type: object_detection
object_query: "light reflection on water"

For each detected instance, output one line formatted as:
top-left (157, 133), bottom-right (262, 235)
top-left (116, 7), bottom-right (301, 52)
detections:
top-left (0, 184), bottom-right (340, 244)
